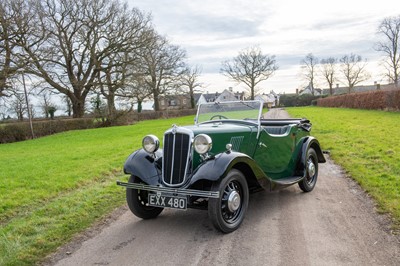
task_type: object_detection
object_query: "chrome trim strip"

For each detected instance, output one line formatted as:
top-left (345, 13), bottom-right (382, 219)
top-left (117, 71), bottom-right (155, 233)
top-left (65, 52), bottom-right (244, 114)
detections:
top-left (162, 127), bottom-right (194, 187)
top-left (170, 132), bottom-right (176, 184)
top-left (257, 100), bottom-right (263, 139)
top-left (116, 181), bottom-right (220, 198)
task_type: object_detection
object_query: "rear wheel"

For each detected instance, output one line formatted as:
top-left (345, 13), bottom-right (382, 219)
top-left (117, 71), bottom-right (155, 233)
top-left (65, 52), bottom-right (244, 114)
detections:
top-left (126, 175), bottom-right (163, 219)
top-left (298, 148), bottom-right (318, 192)
top-left (208, 169), bottom-right (249, 233)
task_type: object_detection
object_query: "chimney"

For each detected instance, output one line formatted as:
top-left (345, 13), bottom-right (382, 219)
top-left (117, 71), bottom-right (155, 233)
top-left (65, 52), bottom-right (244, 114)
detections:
top-left (229, 87), bottom-right (233, 92)
top-left (296, 89), bottom-right (299, 95)
top-left (336, 84), bottom-right (339, 88)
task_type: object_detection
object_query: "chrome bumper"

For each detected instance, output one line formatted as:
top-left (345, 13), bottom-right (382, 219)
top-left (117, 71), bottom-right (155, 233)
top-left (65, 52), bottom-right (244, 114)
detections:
top-left (116, 181), bottom-right (220, 198)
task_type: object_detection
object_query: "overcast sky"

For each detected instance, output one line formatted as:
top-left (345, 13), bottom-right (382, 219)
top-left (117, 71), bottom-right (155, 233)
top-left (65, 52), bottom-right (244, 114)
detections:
top-left (128, 0), bottom-right (399, 94)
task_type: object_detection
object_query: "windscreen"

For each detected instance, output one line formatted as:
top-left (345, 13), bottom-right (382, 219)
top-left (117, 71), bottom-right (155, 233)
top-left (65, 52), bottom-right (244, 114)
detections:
top-left (196, 101), bottom-right (262, 124)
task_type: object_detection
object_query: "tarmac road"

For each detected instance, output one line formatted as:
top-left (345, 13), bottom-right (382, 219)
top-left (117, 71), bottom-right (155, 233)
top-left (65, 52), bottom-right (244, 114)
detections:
top-left (47, 109), bottom-right (400, 266)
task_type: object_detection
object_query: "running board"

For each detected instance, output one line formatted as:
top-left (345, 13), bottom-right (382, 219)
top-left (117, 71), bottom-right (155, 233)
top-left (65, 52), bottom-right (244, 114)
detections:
top-left (272, 176), bottom-right (303, 187)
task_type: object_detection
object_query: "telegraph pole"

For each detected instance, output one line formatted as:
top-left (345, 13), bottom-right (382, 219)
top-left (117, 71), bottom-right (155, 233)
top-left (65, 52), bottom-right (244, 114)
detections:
top-left (22, 72), bottom-right (35, 139)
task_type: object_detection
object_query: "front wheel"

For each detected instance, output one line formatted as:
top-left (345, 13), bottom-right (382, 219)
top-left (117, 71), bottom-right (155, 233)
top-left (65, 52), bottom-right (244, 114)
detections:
top-left (208, 169), bottom-right (249, 233)
top-left (298, 148), bottom-right (318, 192)
top-left (126, 175), bottom-right (163, 219)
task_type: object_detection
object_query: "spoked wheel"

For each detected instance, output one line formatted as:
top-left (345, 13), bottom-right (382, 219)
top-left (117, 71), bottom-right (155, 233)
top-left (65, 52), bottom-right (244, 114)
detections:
top-left (126, 175), bottom-right (163, 219)
top-left (208, 169), bottom-right (249, 233)
top-left (298, 148), bottom-right (318, 192)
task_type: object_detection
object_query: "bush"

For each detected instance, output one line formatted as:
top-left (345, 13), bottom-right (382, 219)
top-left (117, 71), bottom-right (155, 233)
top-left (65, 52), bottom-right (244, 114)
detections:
top-left (0, 118), bottom-right (95, 144)
top-left (317, 89), bottom-right (400, 110)
top-left (280, 94), bottom-right (323, 107)
top-left (0, 108), bottom-right (198, 144)
top-left (0, 123), bottom-right (31, 143)
top-left (124, 109), bottom-right (197, 123)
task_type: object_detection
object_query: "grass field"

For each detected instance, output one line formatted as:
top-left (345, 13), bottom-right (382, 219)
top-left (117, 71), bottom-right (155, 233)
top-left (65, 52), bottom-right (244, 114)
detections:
top-left (0, 115), bottom-right (194, 266)
top-left (1, 107), bottom-right (399, 265)
top-left (287, 107), bottom-right (400, 230)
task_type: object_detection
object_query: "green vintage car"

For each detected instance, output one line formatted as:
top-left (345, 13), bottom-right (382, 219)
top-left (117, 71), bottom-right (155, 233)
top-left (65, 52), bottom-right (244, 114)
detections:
top-left (117, 100), bottom-right (325, 233)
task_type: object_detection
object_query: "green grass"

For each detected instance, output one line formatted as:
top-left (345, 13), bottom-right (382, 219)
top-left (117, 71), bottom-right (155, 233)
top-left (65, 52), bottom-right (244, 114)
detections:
top-left (0, 115), bottom-right (194, 265)
top-left (2, 108), bottom-right (400, 264)
top-left (287, 107), bottom-right (400, 230)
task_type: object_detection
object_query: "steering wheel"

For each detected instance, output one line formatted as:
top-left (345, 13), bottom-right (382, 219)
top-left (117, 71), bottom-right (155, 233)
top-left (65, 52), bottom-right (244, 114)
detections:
top-left (210, 114), bottom-right (228, 120)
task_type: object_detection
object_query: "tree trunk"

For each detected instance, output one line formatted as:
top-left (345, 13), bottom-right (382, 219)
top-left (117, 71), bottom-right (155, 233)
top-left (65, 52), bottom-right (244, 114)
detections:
top-left (71, 98), bottom-right (85, 118)
top-left (190, 96), bottom-right (195, 109)
top-left (137, 100), bottom-right (142, 113)
top-left (250, 79), bottom-right (255, 100)
top-left (153, 91), bottom-right (160, 111)
top-left (348, 85), bottom-right (352, 94)
top-left (106, 92), bottom-right (116, 119)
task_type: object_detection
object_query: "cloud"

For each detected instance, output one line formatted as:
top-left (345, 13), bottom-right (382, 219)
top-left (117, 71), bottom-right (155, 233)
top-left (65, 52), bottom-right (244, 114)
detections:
top-left (129, 0), bottom-right (400, 93)
top-left (176, 14), bottom-right (262, 38)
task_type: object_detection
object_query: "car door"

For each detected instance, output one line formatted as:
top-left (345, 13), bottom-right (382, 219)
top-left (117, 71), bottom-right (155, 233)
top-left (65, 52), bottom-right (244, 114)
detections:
top-left (253, 127), bottom-right (296, 179)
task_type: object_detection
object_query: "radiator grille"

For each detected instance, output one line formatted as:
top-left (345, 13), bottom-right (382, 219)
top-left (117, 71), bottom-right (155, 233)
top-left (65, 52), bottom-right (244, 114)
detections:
top-left (163, 131), bottom-right (191, 186)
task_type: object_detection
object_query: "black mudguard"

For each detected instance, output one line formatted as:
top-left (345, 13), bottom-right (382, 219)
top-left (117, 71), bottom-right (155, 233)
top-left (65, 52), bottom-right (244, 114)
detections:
top-left (301, 137), bottom-right (326, 163)
top-left (124, 149), bottom-right (271, 191)
top-left (189, 151), bottom-right (271, 190)
top-left (295, 136), bottom-right (326, 176)
top-left (123, 149), bottom-right (162, 186)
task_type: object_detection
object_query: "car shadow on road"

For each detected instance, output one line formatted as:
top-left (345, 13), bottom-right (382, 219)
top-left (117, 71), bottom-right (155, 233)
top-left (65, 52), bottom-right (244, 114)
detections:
top-left (125, 185), bottom-right (307, 236)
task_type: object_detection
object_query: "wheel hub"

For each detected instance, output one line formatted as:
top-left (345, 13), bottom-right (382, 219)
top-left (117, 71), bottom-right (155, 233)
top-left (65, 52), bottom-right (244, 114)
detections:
top-left (227, 190), bottom-right (241, 212)
top-left (308, 161), bottom-right (316, 177)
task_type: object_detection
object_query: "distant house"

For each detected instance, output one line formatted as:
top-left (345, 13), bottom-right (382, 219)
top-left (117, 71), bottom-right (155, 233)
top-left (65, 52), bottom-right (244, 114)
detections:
top-left (255, 90), bottom-right (279, 107)
top-left (255, 94), bottom-right (274, 108)
top-left (196, 94), bottom-right (208, 105)
top-left (321, 82), bottom-right (389, 95)
top-left (202, 92), bottom-right (220, 103)
top-left (158, 94), bottom-right (192, 110)
top-left (299, 83), bottom-right (322, 96)
top-left (215, 89), bottom-right (245, 102)
top-left (200, 89), bottom-right (245, 103)
top-left (157, 89), bottom-right (246, 110)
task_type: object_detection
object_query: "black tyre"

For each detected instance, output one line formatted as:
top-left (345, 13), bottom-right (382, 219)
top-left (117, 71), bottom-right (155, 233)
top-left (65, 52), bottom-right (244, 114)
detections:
top-left (126, 175), bottom-right (163, 219)
top-left (208, 169), bottom-right (249, 233)
top-left (298, 148), bottom-right (318, 192)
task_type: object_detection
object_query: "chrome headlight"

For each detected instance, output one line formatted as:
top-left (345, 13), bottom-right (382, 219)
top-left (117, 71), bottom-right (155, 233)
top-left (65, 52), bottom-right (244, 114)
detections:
top-left (142, 135), bottom-right (160, 153)
top-left (193, 134), bottom-right (212, 155)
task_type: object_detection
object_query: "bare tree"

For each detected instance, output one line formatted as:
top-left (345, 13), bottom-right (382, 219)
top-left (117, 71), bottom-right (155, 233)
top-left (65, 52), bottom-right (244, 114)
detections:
top-left (62, 95), bottom-right (72, 117)
top-left (96, 10), bottom-right (151, 119)
top-left (0, 0), bottom-right (26, 98)
top-left (339, 54), bottom-right (371, 93)
top-left (90, 92), bottom-right (107, 122)
top-left (119, 74), bottom-right (153, 113)
top-left (40, 91), bottom-right (57, 118)
top-left (375, 15), bottom-right (400, 87)
top-left (0, 99), bottom-right (8, 120)
top-left (9, 92), bottom-right (26, 121)
top-left (221, 46), bottom-right (278, 100)
top-left (13, 0), bottom-right (149, 118)
top-left (300, 53), bottom-right (319, 95)
top-left (320, 57), bottom-right (338, 95)
top-left (180, 65), bottom-right (203, 109)
top-left (139, 31), bottom-right (187, 111)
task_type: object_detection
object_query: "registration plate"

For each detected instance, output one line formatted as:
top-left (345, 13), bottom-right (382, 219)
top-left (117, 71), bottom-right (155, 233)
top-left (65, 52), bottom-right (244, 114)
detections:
top-left (148, 194), bottom-right (187, 210)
